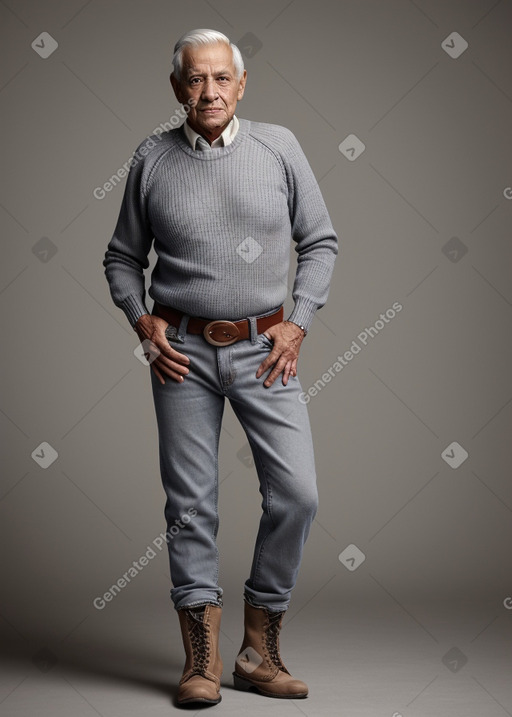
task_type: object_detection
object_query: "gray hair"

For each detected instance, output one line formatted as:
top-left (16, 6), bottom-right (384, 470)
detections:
top-left (172, 29), bottom-right (245, 82)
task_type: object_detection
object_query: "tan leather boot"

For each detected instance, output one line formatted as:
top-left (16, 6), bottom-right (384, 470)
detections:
top-left (177, 604), bottom-right (223, 705)
top-left (233, 602), bottom-right (308, 698)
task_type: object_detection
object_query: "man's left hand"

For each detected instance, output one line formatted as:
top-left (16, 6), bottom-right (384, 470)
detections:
top-left (255, 321), bottom-right (305, 388)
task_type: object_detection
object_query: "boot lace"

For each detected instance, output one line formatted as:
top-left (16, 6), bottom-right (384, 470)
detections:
top-left (188, 615), bottom-right (211, 676)
top-left (265, 612), bottom-right (287, 672)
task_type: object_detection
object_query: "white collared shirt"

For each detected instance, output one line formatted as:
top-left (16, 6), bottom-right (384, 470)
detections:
top-left (183, 115), bottom-right (239, 149)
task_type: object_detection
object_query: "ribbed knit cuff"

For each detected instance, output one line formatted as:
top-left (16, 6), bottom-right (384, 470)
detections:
top-left (119, 294), bottom-right (150, 328)
top-left (287, 299), bottom-right (319, 334)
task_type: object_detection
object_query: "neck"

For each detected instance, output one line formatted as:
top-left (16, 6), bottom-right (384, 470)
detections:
top-left (187, 119), bottom-right (231, 144)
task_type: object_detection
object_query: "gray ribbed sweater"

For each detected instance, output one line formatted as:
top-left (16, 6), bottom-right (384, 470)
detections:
top-left (103, 118), bottom-right (338, 332)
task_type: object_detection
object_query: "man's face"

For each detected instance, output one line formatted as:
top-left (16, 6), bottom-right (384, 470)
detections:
top-left (171, 42), bottom-right (247, 142)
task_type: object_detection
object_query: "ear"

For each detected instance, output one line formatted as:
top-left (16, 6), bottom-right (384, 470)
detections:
top-left (170, 72), bottom-right (184, 103)
top-left (237, 69), bottom-right (247, 101)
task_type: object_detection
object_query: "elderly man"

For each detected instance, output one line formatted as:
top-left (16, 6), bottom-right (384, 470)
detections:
top-left (103, 28), bottom-right (338, 706)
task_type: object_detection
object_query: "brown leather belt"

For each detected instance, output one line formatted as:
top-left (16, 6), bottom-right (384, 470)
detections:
top-left (152, 302), bottom-right (283, 347)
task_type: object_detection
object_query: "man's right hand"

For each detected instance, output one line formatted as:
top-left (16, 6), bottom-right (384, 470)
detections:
top-left (134, 314), bottom-right (190, 385)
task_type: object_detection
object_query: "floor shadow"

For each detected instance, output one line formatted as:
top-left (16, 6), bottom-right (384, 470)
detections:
top-left (0, 622), bottom-right (181, 701)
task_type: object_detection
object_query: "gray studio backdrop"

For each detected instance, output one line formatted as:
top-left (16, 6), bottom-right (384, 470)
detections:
top-left (1, 0), bottom-right (511, 713)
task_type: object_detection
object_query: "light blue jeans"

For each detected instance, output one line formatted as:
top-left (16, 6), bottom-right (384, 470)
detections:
top-left (150, 307), bottom-right (318, 613)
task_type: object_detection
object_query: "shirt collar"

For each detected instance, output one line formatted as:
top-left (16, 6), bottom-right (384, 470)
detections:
top-left (183, 115), bottom-right (239, 149)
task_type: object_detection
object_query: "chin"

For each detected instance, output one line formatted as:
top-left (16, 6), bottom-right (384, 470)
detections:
top-left (202, 119), bottom-right (227, 131)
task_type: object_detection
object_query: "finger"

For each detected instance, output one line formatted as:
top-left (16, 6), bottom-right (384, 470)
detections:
top-left (154, 346), bottom-right (191, 374)
top-left (151, 363), bottom-right (165, 385)
top-left (263, 356), bottom-right (288, 387)
top-left (255, 345), bottom-right (282, 378)
top-left (255, 361), bottom-right (266, 379)
top-left (153, 361), bottom-right (188, 383)
top-left (263, 369), bottom-right (279, 387)
top-left (157, 340), bottom-right (190, 365)
top-left (157, 357), bottom-right (189, 379)
top-left (256, 355), bottom-right (275, 379)
top-left (281, 360), bottom-right (293, 386)
top-left (168, 344), bottom-right (190, 364)
top-left (163, 357), bottom-right (190, 376)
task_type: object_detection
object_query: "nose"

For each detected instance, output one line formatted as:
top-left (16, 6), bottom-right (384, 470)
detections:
top-left (201, 78), bottom-right (218, 102)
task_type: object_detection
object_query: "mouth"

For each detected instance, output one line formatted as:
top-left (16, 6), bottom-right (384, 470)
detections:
top-left (200, 108), bottom-right (223, 113)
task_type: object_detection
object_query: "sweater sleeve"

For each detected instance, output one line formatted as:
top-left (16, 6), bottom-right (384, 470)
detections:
top-left (280, 128), bottom-right (338, 333)
top-left (102, 147), bottom-right (154, 328)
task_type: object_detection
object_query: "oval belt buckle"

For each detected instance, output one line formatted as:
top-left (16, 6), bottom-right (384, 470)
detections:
top-left (203, 320), bottom-right (240, 346)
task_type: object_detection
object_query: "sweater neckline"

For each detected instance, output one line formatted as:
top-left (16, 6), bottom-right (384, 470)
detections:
top-left (174, 118), bottom-right (250, 159)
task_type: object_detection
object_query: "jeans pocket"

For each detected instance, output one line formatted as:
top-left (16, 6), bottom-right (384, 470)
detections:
top-left (257, 332), bottom-right (274, 350)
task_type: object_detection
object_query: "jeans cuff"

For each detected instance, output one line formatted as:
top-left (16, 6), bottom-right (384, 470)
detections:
top-left (175, 598), bottom-right (223, 612)
top-left (243, 593), bottom-right (287, 613)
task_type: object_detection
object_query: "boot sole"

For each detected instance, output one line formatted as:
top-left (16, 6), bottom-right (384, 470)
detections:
top-left (177, 695), bottom-right (222, 705)
top-left (232, 672), bottom-right (308, 699)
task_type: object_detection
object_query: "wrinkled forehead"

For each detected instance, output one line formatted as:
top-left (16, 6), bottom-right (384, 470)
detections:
top-left (181, 42), bottom-right (235, 76)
